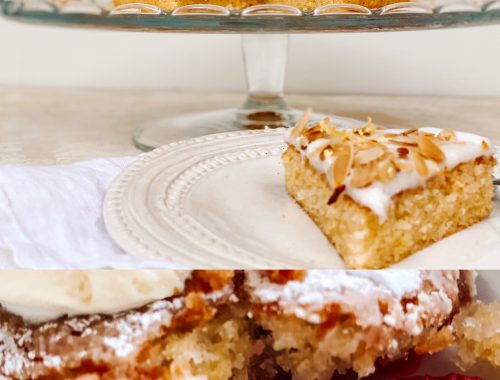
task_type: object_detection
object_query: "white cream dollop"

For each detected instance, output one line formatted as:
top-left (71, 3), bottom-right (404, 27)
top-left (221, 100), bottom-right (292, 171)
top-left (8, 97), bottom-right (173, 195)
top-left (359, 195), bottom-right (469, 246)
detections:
top-left (0, 270), bottom-right (192, 323)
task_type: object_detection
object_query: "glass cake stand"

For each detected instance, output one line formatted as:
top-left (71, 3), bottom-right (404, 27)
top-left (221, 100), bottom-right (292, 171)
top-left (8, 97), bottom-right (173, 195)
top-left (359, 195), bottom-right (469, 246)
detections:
top-left (3, 0), bottom-right (500, 150)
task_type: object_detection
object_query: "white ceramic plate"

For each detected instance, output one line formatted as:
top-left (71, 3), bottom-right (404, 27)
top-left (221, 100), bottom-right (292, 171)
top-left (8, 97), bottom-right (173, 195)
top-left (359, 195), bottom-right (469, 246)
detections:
top-left (104, 129), bottom-right (500, 269)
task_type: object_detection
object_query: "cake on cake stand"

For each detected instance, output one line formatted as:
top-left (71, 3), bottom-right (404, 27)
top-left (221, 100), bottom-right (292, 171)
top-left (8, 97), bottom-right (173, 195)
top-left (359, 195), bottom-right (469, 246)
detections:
top-left (2, 0), bottom-right (500, 150)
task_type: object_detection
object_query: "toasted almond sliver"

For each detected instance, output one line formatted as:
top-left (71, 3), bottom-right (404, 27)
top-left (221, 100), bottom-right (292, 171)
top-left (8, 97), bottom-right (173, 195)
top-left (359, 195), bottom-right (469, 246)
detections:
top-left (305, 124), bottom-right (322, 135)
top-left (319, 117), bottom-right (330, 129)
top-left (305, 130), bottom-right (324, 143)
top-left (437, 128), bottom-right (457, 142)
top-left (389, 136), bottom-right (418, 147)
top-left (354, 117), bottom-right (376, 136)
top-left (482, 140), bottom-right (490, 151)
top-left (332, 144), bottom-right (353, 186)
top-left (327, 185), bottom-right (346, 205)
top-left (323, 124), bottom-right (338, 137)
top-left (376, 159), bottom-right (396, 183)
top-left (418, 133), bottom-right (445, 163)
top-left (397, 147), bottom-right (409, 158)
top-left (315, 140), bottom-right (336, 160)
top-left (402, 128), bottom-right (419, 136)
top-left (291, 108), bottom-right (312, 138)
top-left (350, 162), bottom-right (376, 188)
top-left (411, 148), bottom-right (429, 177)
top-left (353, 146), bottom-right (385, 166)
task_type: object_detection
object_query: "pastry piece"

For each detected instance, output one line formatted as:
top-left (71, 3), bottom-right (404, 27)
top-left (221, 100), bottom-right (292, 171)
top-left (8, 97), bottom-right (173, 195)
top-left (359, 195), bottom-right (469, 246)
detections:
top-left (0, 270), bottom-right (250, 380)
top-left (283, 113), bottom-right (496, 269)
top-left (245, 270), bottom-right (474, 380)
top-left (113, 0), bottom-right (399, 12)
top-left (454, 301), bottom-right (500, 370)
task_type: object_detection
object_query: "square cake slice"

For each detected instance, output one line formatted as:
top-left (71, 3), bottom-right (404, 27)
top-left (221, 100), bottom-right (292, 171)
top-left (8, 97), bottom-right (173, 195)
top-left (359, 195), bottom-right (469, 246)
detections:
top-left (282, 110), bottom-right (496, 269)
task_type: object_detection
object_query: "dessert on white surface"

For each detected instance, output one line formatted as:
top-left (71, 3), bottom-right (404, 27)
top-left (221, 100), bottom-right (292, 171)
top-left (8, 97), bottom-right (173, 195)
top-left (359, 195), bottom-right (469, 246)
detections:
top-left (283, 113), bottom-right (496, 268)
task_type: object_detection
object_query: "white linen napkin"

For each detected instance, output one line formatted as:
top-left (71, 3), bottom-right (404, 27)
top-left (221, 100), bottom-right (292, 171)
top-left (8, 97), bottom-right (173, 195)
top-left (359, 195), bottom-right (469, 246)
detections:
top-left (0, 157), bottom-right (179, 269)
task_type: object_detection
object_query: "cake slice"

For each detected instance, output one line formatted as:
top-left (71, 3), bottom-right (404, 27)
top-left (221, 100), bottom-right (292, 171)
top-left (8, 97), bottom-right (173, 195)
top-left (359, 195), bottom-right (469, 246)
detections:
top-left (0, 270), bottom-right (250, 380)
top-left (282, 111), bottom-right (496, 269)
top-left (245, 270), bottom-right (474, 380)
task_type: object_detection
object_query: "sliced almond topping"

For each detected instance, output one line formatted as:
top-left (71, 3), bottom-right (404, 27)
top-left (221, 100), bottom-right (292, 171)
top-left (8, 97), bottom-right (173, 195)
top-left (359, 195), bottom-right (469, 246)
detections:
top-left (332, 143), bottom-right (353, 186)
top-left (327, 185), bottom-right (346, 205)
top-left (322, 124), bottom-right (337, 137)
top-left (353, 146), bottom-right (385, 166)
top-left (315, 141), bottom-right (336, 160)
top-left (397, 147), bottom-right (409, 159)
top-left (353, 117), bottom-right (376, 136)
top-left (319, 117), bottom-right (330, 129)
top-left (411, 148), bottom-right (429, 177)
top-left (437, 128), bottom-right (457, 142)
top-left (383, 133), bottom-right (399, 138)
top-left (417, 133), bottom-right (445, 163)
top-left (402, 128), bottom-right (419, 136)
top-left (304, 128), bottom-right (324, 143)
top-left (319, 117), bottom-right (338, 138)
top-left (350, 162), bottom-right (376, 188)
top-left (376, 159), bottom-right (397, 183)
top-left (291, 108), bottom-right (311, 138)
top-left (482, 140), bottom-right (490, 151)
top-left (305, 124), bottom-right (322, 135)
top-left (389, 135), bottom-right (418, 147)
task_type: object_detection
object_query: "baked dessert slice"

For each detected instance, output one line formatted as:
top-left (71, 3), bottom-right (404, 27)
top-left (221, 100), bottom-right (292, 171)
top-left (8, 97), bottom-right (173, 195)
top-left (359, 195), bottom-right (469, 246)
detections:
top-left (0, 270), bottom-right (250, 380)
top-left (245, 270), bottom-right (474, 380)
top-left (0, 270), bottom-right (481, 380)
top-left (283, 112), bottom-right (496, 269)
top-left (454, 300), bottom-right (500, 370)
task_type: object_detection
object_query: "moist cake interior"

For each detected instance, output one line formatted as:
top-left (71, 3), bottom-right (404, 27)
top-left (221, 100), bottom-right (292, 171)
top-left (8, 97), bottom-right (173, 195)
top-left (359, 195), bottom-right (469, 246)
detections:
top-left (0, 270), bottom-right (482, 380)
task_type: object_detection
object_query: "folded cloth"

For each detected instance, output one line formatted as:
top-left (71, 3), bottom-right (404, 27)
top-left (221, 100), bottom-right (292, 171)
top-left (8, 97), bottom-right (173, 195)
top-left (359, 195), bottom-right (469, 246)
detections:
top-left (0, 157), bottom-right (179, 269)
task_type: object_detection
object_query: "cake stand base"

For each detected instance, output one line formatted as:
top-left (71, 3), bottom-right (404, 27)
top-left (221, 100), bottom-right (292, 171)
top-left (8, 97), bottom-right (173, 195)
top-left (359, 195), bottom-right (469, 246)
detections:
top-left (132, 107), bottom-right (362, 150)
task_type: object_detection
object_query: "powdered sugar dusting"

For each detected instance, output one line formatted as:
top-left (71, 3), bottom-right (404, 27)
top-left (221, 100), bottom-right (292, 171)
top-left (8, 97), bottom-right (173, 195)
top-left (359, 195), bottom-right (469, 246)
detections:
top-left (0, 284), bottom-right (233, 378)
top-left (348, 270), bottom-right (421, 298)
top-left (247, 270), bottom-right (421, 306)
top-left (247, 270), bottom-right (462, 335)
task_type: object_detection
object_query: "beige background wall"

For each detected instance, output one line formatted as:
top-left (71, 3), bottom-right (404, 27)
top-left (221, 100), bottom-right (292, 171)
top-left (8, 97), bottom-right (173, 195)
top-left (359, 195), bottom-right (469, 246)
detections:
top-left (1, 18), bottom-right (500, 95)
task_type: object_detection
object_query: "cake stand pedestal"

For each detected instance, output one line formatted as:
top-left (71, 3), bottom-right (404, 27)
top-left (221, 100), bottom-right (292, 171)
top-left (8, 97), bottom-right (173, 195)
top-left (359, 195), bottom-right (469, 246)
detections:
top-left (3, 0), bottom-right (500, 149)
